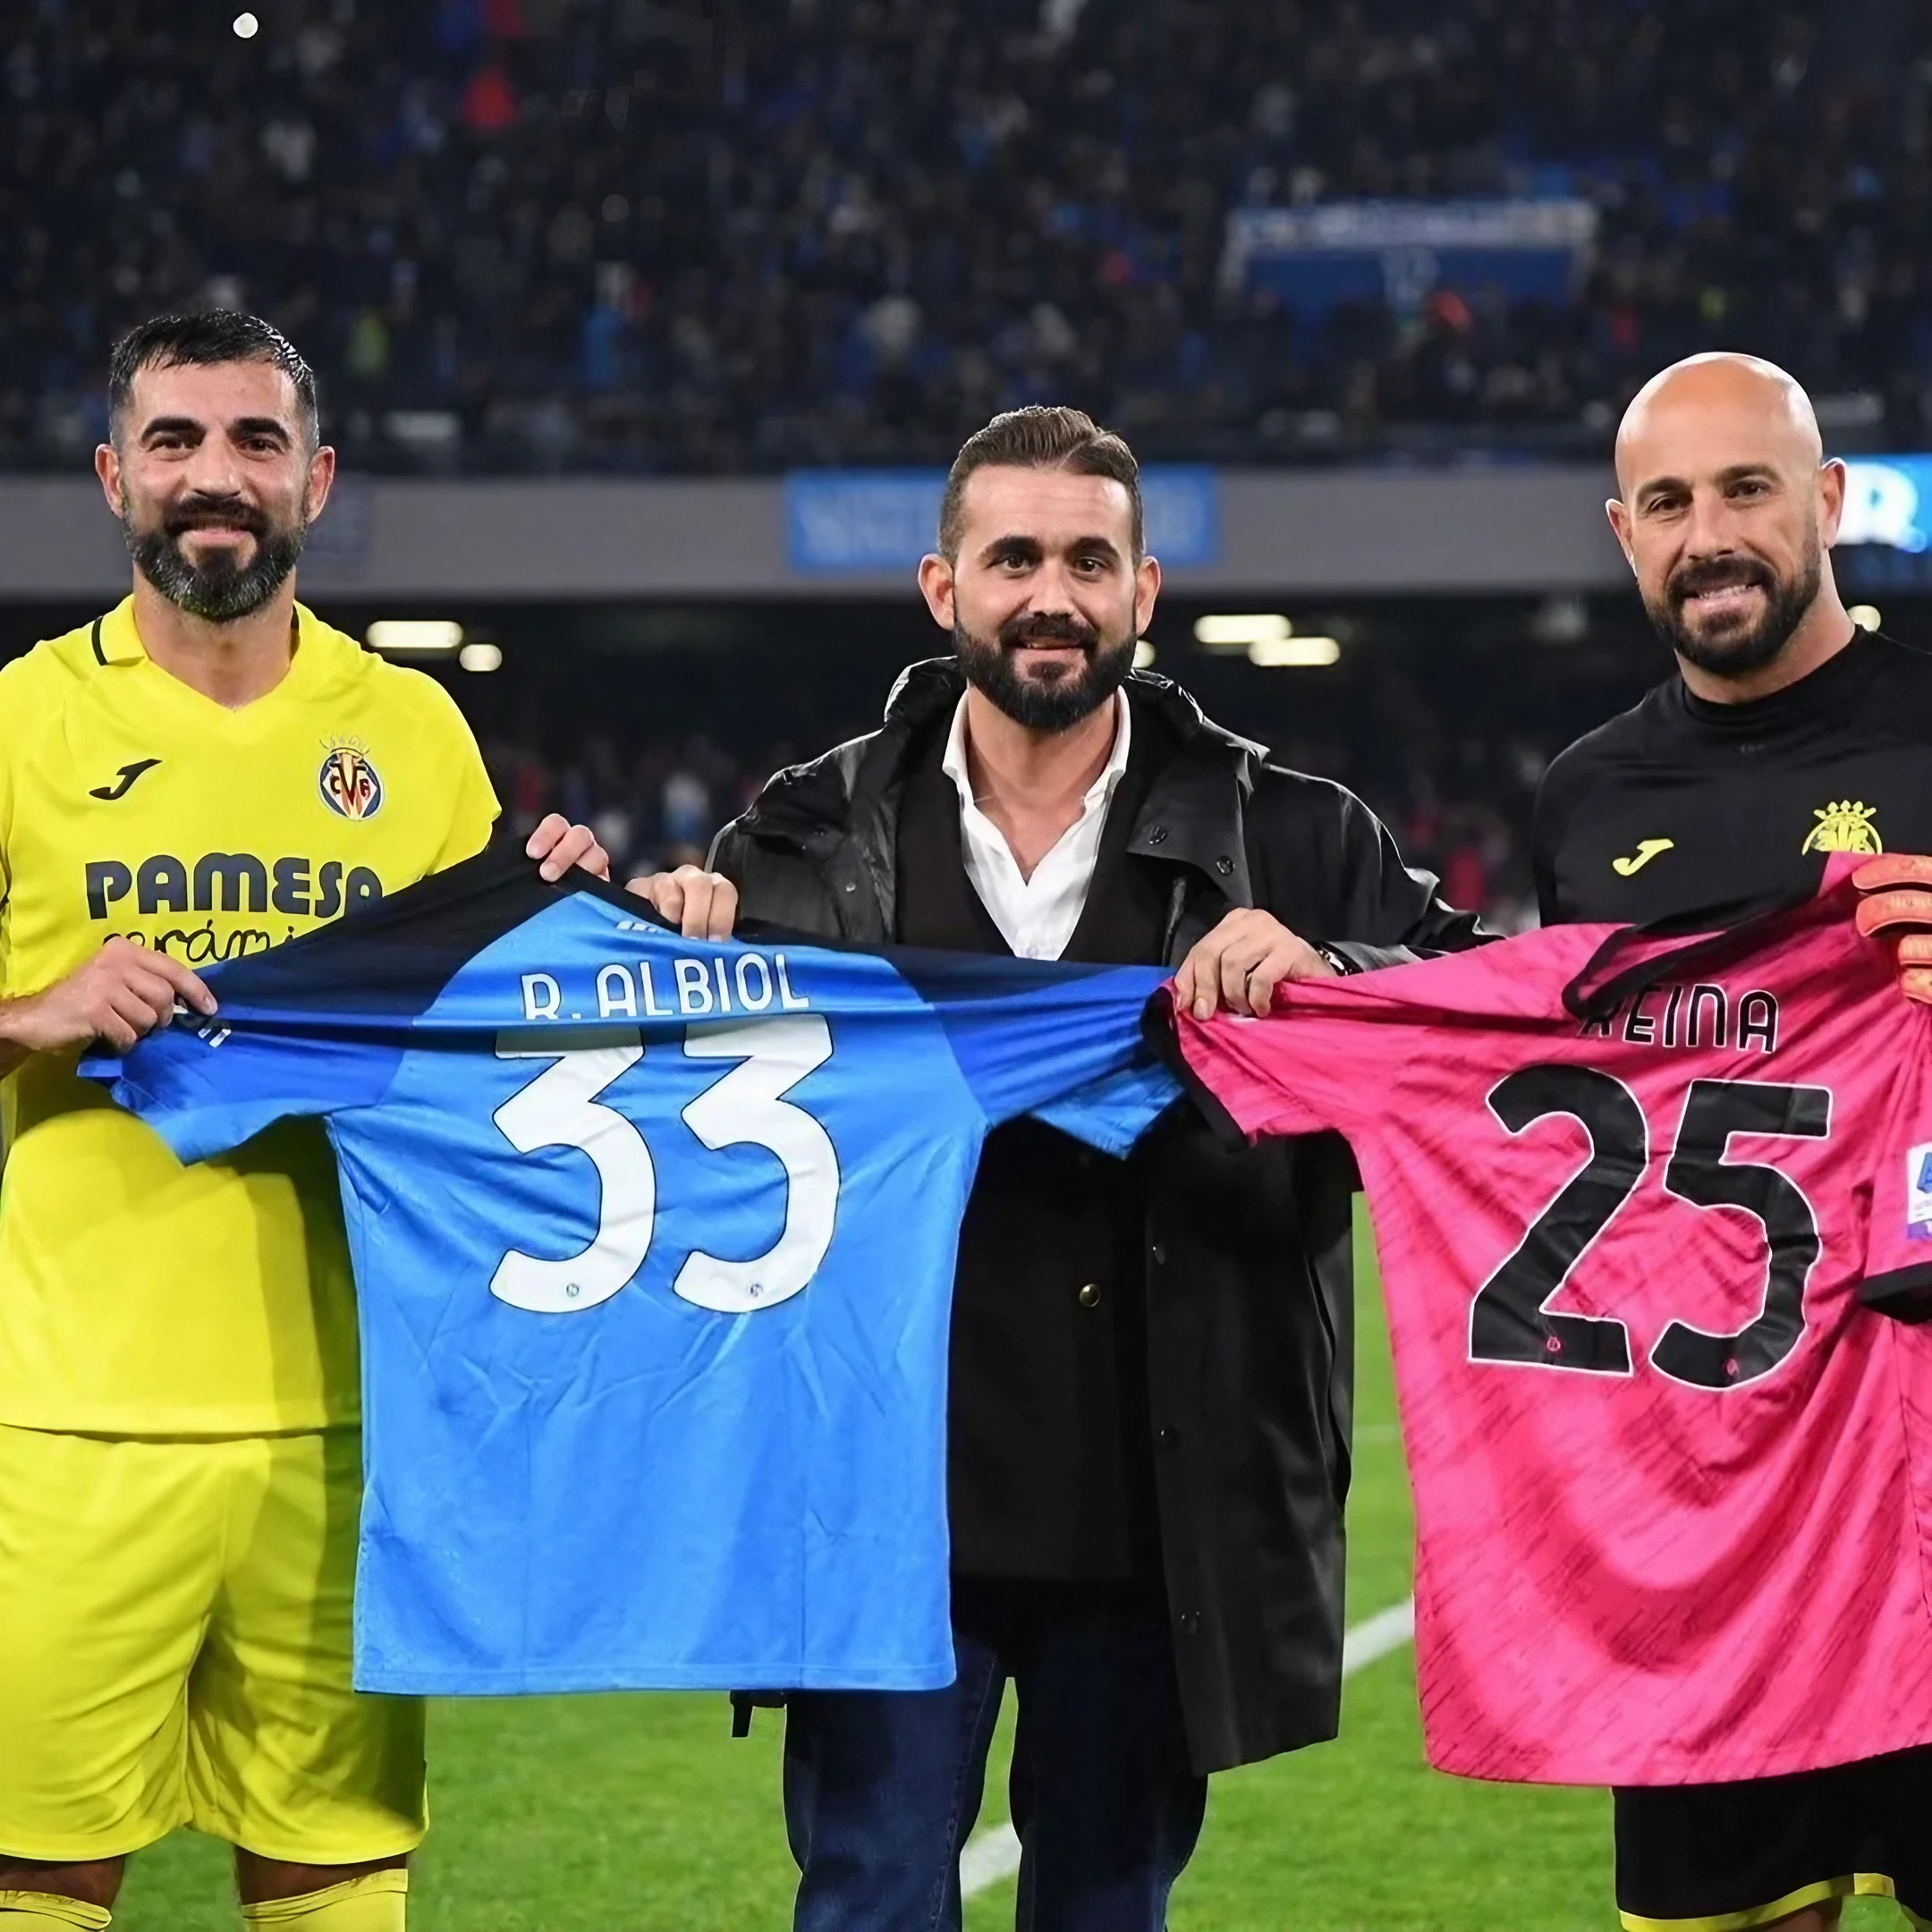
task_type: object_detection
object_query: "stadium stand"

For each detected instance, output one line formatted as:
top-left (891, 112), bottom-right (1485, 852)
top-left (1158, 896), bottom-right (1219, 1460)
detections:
top-left (5, 1), bottom-right (1926, 919)
top-left (4, 0), bottom-right (1928, 475)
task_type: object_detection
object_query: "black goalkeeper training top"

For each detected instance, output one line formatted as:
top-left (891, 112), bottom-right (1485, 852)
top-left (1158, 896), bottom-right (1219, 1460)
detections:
top-left (1533, 627), bottom-right (1932, 929)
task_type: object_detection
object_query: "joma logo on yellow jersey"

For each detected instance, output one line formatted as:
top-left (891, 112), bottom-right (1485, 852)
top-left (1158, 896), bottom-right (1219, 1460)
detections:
top-left (85, 853), bottom-right (385, 922)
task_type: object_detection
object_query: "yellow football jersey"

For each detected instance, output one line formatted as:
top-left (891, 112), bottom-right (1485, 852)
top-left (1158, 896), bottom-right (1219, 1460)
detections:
top-left (0, 597), bottom-right (498, 1432)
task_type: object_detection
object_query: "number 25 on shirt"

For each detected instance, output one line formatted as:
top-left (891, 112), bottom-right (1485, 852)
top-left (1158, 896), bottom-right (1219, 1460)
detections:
top-left (1471, 1066), bottom-right (1828, 1389)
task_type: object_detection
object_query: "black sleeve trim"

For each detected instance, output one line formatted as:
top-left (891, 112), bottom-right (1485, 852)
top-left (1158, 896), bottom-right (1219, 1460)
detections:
top-left (1562, 884), bottom-right (1824, 1021)
top-left (1140, 988), bottom-right (1251, 1152)
top-left (203, 831), bottom-right (572, 1020)
top-left (1860, 1262), bottom-right (1932, 1324)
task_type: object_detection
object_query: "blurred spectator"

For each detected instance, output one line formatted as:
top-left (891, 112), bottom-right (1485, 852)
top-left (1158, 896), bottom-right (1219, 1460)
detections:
top-left (660, 764), bottom-right (711, 851)
top-left (3, 0), bottom-right (1928, 471)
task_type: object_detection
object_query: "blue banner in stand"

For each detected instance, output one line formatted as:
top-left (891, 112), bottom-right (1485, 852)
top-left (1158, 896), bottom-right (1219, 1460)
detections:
top-left (1220, 199), bottom-right (1597, 318)
top-left (786, 467), bottom-right (1221, 574)
top-left (1840, 456), bottom-right (1932, 554)
top-left (1837, 455), bottom-right (1932, 593)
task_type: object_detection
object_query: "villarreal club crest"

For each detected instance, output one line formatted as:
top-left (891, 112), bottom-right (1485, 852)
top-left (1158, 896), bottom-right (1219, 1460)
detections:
top-left (1800, 798), bottom-right (1881, 856)
top-left (318, 742), bottom-right (385, 821)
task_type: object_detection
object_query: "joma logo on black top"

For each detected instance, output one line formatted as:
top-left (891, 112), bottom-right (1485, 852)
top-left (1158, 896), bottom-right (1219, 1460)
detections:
top-left (86, 854), bottom-right (384, 922)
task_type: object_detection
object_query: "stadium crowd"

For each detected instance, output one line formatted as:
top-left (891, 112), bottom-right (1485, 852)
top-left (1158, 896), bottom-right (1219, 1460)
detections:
top-left (4, 0), bottom-right (1929, 472)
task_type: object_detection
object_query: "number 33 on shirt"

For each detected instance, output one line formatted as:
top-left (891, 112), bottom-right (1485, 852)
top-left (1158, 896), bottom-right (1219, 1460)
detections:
top-left (489, 1014), bottom-right (837, 1316)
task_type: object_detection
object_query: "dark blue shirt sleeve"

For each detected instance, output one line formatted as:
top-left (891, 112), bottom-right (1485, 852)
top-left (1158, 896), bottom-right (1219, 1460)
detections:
top-left (894, 952), bottom-right (1181, 1149)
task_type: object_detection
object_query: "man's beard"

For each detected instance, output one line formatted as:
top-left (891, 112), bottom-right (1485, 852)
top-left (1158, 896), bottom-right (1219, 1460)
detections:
top-left (1644, 540), bottom-right (1823, 682)
top-left (123, 491), bottom-right (308, 623)
top-left (953, 611), bottom-right (1136, 733)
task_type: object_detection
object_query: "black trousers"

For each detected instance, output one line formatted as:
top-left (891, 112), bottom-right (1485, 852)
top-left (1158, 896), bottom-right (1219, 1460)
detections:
top-left (1614, 1745), bottom-right (1932, 1926)
top-left (783, 1580), bottom-right (1208, 1932)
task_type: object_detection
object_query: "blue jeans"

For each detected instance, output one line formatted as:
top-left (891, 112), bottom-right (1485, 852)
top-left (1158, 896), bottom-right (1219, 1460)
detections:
top-left (783, 1580), bottom-right (1208, 1932)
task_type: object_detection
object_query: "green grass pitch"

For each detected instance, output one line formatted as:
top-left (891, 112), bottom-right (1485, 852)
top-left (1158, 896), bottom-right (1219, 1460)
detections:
top-left (116, 1208), bottom-right (1902, 1929)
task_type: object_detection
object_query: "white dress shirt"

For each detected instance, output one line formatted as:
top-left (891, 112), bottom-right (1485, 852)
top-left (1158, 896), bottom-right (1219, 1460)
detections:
top-left (940, 691), bottom-right (1132, 961)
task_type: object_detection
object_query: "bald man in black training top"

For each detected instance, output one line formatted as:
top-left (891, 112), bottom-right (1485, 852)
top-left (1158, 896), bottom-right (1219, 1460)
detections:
top-left (1534, 352), bottom-right (1932, 1932)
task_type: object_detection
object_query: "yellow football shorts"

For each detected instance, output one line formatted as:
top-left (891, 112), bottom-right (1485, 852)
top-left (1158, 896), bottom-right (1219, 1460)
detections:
top-left (0, 1424), bottom-right (425, 1863)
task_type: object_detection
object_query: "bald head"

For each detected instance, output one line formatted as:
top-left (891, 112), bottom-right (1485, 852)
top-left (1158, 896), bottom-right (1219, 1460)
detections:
top-left (1614, 352), bottom-right (1822, 497)
top-left (1606, 352), bottom-right (1849, 696)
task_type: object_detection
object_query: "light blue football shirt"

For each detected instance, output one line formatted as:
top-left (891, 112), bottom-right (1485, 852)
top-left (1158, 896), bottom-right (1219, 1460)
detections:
top-left (90, 848), bottom-right (1180, 1694)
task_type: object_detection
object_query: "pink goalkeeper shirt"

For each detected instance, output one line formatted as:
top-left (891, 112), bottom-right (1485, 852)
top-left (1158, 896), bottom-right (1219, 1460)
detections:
top-left (1168, 861), bottom-right (1932, 1786)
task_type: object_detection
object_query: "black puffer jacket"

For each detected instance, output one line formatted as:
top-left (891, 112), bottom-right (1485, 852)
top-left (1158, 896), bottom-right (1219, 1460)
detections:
top-left (710, 660), bottom-right (1485, 1772)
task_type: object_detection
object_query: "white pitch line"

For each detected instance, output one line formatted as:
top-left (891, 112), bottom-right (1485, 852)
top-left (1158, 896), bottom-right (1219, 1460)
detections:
top-left (1341, 1595), bottom-right (1417, 1673)
top-left (959, 1594), bottom-right (1418, 1900)
top-left (959, 1822), bottom-right (1027, 1900)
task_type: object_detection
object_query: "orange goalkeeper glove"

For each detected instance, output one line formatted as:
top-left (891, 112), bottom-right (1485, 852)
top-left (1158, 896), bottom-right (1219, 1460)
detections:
top-left (1853, 854), bottom-right (1932, 1004)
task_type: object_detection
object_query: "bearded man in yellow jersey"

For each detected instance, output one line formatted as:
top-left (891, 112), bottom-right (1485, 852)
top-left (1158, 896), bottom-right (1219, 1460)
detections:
top-left (0, 313), bottom-right (606, 1932)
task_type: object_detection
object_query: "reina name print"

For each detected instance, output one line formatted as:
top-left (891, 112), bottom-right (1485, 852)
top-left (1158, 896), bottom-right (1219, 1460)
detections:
top-left (1577, 979), bottom-right (1780, 1056)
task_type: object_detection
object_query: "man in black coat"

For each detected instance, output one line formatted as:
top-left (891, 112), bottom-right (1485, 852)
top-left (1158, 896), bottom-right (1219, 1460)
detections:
top-left (628, 406), bottom-right (1483, 1931)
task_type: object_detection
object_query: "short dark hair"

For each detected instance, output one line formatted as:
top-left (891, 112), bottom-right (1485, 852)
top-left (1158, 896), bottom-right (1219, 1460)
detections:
top-left (937, 406), bottom-right (1143, 560)
top-left (108, 311), bottom-right (320, 448)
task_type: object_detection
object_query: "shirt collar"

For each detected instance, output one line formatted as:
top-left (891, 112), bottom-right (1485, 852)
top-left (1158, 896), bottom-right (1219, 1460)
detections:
top-left (941, 689), bottom-right (1131, 817)
top-left (95, 597), bottom-right (147, 665)
top-left (96, 597), bottom-right (329, 681)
